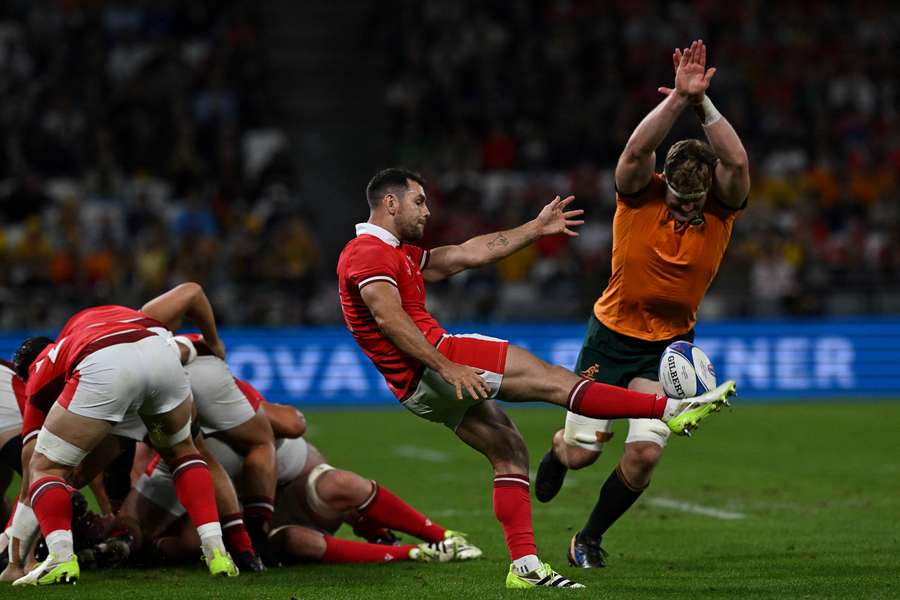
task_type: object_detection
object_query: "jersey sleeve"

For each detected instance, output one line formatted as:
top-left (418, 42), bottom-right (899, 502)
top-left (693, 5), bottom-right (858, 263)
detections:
top-left (346, 244), bottom-right (402, 290)
top-left (706, 190), bottom-right (748, 220)
top-left (615, 173), bottom-right (666, 208)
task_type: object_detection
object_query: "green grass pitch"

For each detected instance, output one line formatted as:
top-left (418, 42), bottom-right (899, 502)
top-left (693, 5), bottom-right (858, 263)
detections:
top-left (4, 401), bottom-right (899, 599)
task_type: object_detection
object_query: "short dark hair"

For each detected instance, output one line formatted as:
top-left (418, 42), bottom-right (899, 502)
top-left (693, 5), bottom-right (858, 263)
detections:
top-left (664, 139), bottom-right (718, 197)
top-left (13, 336), bottom-right (54, 380)
top-left (365, 168), bottom-right (425, 208)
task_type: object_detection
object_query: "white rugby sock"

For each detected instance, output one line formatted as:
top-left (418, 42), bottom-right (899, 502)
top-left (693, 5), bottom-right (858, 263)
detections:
top-left (8, 502), bottom-right (40, 565)
top-left (197, 522), bottom-right (226, 558)
top-left (45, 529), bottom-right (74, 561)
top-left (512, 553), bottom-right (542, 574)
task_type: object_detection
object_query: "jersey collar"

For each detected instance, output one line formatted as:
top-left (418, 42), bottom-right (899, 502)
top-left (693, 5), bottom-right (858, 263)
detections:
top-left (356, 223), bottom-right (400, 247)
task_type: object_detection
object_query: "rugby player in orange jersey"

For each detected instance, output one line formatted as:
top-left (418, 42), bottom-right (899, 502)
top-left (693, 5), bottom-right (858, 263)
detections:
top-left (535, 40), bottom-right (751, 568)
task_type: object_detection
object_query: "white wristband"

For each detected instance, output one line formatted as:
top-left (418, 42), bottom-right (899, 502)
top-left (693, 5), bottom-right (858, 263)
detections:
top-left (699, 95), bottom-right (722, 127)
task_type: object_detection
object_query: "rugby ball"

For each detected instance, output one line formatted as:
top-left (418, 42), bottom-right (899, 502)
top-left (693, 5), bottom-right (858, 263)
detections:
top-left (658, 341), bottom-right (717, 398)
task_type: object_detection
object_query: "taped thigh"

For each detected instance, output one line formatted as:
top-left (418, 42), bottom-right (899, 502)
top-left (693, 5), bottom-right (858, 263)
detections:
top-left (35, 428), bottom-right (89, 467)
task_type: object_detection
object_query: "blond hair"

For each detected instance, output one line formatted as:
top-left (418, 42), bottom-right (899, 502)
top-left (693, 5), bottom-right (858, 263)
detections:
top-left (663, 139), bottom-right (717, 198)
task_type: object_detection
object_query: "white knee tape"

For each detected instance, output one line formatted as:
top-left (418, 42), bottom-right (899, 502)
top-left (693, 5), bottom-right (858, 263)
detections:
top-left (35, 428), bottom-right (89, 467)
top-left (148, 419), bottom-right (192, 449)
top-left (305, 463), bottom-right (341, 518)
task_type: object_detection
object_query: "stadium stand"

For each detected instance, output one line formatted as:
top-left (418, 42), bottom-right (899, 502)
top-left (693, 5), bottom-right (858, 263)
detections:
top-left (0, 0), bottom-right (897, 328)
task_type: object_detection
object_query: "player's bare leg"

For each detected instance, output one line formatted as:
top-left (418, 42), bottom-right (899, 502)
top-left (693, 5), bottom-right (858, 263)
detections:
top-left (453, 400), bottom-right (583, 587)
top-left (141, 398), bottom-right (236, 577)
top-left (193, 433), bottom-right (264, 571)
top-left (568, 377), bottom-right (666, 568)
top-left (212, 412), bottom-right (276, 564)
top-left (13, 405), bottom-right (113, 585)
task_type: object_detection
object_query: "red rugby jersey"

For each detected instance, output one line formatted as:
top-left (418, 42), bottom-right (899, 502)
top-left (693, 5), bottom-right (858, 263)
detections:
top-left (337, 223), bottom-right (446, 400)
top-left (26, 306), bottom-right (159, 412)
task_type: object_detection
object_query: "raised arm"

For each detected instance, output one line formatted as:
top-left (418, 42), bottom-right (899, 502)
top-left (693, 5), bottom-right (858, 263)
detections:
top-left (659, 41), bottom-right (750, 207)
top-left (360, 281), bottom-right (489, 401)
top-left (694, 99), bottom-right (750, 207)
top-left (617, 40), bottom-right (717, 195)
top-left (141, 282), bottom-right (225, 359)
top-left (616, 95), bottom-right (688, 195)
top-left (423, 195), bottom-right (583, 283)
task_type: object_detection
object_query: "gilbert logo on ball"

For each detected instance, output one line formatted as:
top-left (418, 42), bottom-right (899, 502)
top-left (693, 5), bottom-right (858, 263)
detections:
top-left (659, 341), bottom-right (717, 399)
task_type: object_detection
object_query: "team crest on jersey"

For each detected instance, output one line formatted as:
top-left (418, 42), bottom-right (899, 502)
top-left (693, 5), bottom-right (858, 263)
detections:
top-left (581, 363), bottom-right (600, 380)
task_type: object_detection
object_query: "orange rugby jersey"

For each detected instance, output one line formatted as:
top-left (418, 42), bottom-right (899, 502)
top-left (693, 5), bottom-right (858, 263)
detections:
top-left (594, 173), bottom-right (741, 341)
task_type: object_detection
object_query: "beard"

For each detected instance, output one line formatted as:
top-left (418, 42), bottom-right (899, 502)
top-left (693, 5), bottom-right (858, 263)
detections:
top-left (398, 218), bottom-right (425, 242)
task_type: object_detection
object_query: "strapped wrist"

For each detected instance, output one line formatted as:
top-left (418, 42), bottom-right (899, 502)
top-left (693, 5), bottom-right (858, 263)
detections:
top-left (695, 95), bottom-right (722, 127)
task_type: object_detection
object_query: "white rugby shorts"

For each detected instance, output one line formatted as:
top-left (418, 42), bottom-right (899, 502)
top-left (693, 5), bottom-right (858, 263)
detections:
top-left (186, 356), bottom-right (256, 435)
top-left (61, 335), bottom-right (190, 424)
top-left (401, 333), bottom-right (508, 430)
top-left (0, 370), bottom-right (22, 434)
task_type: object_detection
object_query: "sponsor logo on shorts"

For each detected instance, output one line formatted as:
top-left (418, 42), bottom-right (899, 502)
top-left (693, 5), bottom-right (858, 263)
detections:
top-left (581, 363), bottom-right (600, 381)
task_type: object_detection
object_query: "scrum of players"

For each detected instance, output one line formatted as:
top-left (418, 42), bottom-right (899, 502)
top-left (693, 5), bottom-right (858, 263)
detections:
top-left (0, 283), bottom-right (482, 586)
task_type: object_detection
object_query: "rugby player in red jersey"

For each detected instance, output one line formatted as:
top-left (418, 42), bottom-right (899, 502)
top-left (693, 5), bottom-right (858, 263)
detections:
top-left (337, 168), bottom-right (737, 589)
top-left (125, 372), bottom-right (481, 564)
top-left (8, 283), bottom-right (239, 585)
top-left (82, 334), bottom-right (276, 572)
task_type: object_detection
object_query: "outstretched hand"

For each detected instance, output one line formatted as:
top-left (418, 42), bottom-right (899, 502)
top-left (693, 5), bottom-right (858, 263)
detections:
top-left (535, 195), bottom-right (584, 237)
top-left (657, 39), bottom-right (716, 103)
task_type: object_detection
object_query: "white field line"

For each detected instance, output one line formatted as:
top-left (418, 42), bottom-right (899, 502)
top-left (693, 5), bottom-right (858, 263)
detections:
top-left (393, 445), bottom-right (451, 463)
top-left (646, 497), bottom-right (746, 520)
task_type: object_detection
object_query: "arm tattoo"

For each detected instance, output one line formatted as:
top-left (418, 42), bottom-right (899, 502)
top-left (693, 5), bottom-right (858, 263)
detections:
top-left (486, 233), bottom-right (509, 250)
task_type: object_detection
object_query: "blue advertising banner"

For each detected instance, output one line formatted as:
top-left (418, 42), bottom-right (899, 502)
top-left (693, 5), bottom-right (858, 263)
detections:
top-left (1, 320), bottom-right (897, 405)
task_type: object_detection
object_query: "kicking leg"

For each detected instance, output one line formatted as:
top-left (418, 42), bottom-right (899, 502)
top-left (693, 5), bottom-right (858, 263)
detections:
top-left (500, 345), bottom-right (734, 432)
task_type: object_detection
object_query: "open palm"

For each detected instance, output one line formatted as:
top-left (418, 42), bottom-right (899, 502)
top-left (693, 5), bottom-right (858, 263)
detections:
top-left (659, 39), bottom-right (716, 103)
top-left (536, 195), bottom-right (584, 237)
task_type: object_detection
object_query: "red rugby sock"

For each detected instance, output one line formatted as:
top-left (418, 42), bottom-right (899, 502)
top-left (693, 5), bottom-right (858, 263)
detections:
top-left (170, 453), bottom-right (219, 528)
top-left (222, 513), bottom-right (254, 555)
top-left (493, 474), bottom-right (537, 560)
top-left (568, 379), bottom-right (668, 419)
top-left (321, 535), bottom-right (416, 563)
top-left (29, 476), bottom-right (72, 537)
top-left (359, 483), bottom-right (446, 543)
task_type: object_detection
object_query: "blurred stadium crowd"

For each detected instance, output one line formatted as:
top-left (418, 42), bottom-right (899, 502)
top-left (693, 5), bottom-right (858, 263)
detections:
top-left (1, 0), bottom-right (898, 329)
top-left (0, 0), bottom-right (316, 329)
top-left (381, 1), bottom-right (900, 321)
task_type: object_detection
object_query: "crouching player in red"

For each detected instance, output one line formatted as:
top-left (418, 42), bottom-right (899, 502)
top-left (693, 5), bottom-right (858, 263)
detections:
top-left (8, 284), bottom-right (239, 585)
top-left (83, 334), bottom-right (276, 572)
top-left (121, 364), bottom-right (481, 566)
